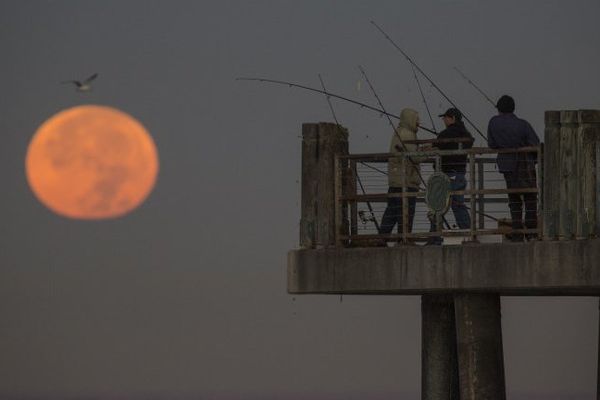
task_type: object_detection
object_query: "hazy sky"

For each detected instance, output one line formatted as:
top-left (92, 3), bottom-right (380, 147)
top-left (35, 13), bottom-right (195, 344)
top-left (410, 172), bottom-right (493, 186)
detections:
top-left (1, 1), bottom-right (600, 399)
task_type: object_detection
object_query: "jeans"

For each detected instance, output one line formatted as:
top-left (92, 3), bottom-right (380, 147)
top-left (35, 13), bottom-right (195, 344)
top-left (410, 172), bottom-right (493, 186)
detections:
top-left (428, 172), bottom-right (471, 244)
top-left (379, 187), bottom-right (417, 236)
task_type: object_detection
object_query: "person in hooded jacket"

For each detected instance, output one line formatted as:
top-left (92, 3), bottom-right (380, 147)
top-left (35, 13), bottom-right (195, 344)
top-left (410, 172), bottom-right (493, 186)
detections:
top-left (379, 108), bottom-right (425, 240)
top-left (427, 108), bottom-right (474, 245)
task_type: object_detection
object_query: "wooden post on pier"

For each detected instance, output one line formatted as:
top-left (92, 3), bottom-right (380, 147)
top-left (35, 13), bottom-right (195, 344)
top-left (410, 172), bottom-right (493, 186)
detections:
top-left (576, 110), bottom-right (600, 237)
top-left (543, 111), bottom-right (560, 239)
top-left (543, 110), bottom-right (600, 239)
top-left (300, 123), bottom-right (349, 248)
top-left (559, 110), bottom-right (579, 239)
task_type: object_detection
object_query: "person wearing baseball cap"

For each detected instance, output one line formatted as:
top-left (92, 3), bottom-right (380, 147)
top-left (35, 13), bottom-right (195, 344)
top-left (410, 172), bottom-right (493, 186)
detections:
top-left (438, 107), bottom-right (463, 120)
top-left (426, 107), bottom-right (474, 245)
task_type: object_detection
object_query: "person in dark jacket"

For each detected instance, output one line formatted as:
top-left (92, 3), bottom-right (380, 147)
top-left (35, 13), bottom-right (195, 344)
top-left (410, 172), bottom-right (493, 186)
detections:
top-left (487, 95), bottom-right (540, 241)
top-left (427, 108), bottom-right (474, 245)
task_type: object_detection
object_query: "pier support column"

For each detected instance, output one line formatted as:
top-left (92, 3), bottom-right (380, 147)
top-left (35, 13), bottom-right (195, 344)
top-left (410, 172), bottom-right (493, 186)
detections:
top-left (454, 294), bottom-right (506, 400)
top-left (421, 294), bottom-right (459, 400)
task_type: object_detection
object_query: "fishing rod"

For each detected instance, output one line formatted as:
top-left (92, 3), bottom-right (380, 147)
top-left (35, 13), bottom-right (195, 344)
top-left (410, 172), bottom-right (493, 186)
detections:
top-left (236, 77), bottom-right (437, 135)
top-left (317, 73), bottom-right (381, 233)
top-left (370, 20), bottom-right (487, 141)
top-left (358, 65), bottom-right (452, 231)
top-left (356, 67), bottom-right (501, 226)
top-left (317, 74), bottom-right (340, 126)
top-left (411, 64), bottom-right (437, 133)
top-left (453, 67), bottom-right (496, 108)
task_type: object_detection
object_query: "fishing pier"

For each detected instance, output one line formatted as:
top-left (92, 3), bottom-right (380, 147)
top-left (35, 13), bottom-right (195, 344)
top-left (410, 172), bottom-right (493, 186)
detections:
top-left (287, 110), bottom-right (600, 399)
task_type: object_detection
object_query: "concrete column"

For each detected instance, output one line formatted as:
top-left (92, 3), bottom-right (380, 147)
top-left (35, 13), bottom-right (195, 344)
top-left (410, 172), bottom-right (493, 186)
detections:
top-left (454, 293), bottom-right (506, 400)
top-left (421, 294), bottom-right (459, 400)
top-left (300, 123), bottom-right (348, 248)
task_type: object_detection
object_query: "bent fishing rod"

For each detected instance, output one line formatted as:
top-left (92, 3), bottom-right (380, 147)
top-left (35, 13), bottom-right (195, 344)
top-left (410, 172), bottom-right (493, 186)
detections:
top-left (453, 67), bottom-right (496, 108)
top-left (411, 64), bottom-right (437, 133)
top-left (318, 73), bottom-right (381, 232)
top-left (370, 20), bottom-right (487, 141)
top-left (235, 77), bottom-right (437, 135)
top-left (359, 65), bottom-right (452, 231)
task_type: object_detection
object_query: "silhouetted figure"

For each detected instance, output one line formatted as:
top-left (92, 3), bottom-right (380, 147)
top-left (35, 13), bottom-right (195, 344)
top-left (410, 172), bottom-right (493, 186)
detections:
top-left (379, 108), bottom-right (425, 242)
top-left (426, 108), bottom-right (474, 245)
top-left (487, 95), bottom-right (540, 242)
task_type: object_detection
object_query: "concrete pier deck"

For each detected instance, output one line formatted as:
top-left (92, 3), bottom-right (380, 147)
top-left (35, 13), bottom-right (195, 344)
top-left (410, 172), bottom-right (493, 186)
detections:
top-left (288, 239), bottom-right (600, 296)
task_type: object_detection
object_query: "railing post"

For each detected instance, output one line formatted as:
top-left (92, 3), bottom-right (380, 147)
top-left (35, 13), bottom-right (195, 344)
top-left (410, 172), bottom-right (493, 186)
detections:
top-left (469, 153), bottom-right (477, 242)
top-left (477, 160), bottom-right (485, 230)
top-left (334, 154), bottom-right (343, 247)
top-left (435, 155), bottom-right (442, 237)
top-left (349, 160), bottom-right (358, 237)
top-left (401, 154), bottom-right (408, 244)
top-left (537, 145), bottom-right (543, 239)
top-left (596, 140), bottom-right (600, 235)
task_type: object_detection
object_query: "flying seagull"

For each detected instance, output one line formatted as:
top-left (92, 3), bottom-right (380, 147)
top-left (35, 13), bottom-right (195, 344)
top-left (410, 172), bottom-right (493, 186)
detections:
top-left (61, 73), bottom-right (98, 92)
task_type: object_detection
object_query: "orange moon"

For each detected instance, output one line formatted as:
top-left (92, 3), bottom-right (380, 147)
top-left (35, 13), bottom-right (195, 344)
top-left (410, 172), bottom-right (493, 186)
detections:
top-left (25, 105), bottom-right (159, 219)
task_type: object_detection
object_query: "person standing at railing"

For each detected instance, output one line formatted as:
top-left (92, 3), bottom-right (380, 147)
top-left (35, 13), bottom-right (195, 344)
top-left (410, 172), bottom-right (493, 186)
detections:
top-left (487, 95), bottom-right (540, 242)
top-left (426, 108), bottom-right (474, 245)
top-left (379, 108), bottom-right (425, 241)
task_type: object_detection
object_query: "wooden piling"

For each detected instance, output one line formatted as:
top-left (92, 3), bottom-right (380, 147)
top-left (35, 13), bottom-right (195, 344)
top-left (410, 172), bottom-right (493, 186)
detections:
top-left (558, 111), bottom-right (578, 239)
top-left (597, 139), bottom-right (600, 235)
top-left (300, 123), bottom-right (348, 248)
top-left (577, 110), bottom-right (600, 237)
top-left (542, 111), bottom-right (560, 239)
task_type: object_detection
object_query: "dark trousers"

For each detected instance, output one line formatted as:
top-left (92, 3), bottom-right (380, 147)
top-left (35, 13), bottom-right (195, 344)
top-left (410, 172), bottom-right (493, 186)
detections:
top-left (503, 169), bottom-right (537, 232)
top-left (380, 187), bottom-right (417, 235)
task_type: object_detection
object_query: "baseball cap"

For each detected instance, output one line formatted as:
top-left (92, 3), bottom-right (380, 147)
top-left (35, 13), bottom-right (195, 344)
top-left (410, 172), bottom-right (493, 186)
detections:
top-left (438, 108), bottom-right (462, 120)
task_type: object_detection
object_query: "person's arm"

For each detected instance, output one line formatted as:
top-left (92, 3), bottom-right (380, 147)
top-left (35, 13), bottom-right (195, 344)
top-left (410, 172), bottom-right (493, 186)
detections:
top-left (464, 134), bottom-right (475, 149)
top-left (524, 121), bottom-right (540, 146)
top-left (522, 120), bottom-right (540, 164)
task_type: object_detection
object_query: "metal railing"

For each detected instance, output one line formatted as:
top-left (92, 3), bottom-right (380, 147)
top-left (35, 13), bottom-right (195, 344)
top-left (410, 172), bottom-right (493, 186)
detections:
top-left (334, 143), bottom-right (542, 246)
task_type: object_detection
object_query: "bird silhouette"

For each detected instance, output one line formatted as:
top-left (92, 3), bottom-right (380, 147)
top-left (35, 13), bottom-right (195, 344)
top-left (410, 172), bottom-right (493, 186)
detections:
top-left (61, 73), bottom-right (98, 92)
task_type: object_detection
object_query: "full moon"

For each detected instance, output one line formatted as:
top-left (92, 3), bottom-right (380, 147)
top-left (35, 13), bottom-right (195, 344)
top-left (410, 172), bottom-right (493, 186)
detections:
top-left (25, 105), bottom-right (159, 219)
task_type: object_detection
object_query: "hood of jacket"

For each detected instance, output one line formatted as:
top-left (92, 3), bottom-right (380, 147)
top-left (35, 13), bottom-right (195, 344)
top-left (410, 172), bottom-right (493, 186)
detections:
top-left (398, 108), bottom-right (419, 132)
